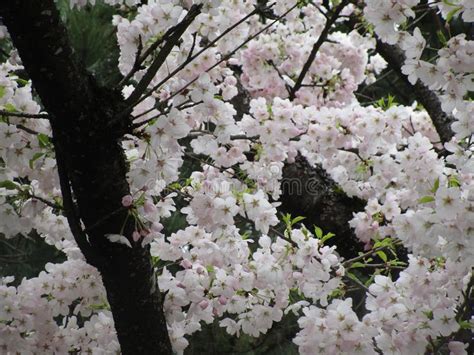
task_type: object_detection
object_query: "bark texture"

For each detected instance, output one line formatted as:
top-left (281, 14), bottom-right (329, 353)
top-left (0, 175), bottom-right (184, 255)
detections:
top-left (0, 1), bottom-right (172, 354)
top-left (280, 156), bottom-right (366, 259)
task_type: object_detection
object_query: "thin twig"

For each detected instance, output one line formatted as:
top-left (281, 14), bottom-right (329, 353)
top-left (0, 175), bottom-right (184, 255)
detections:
top-left (342, 240), bottom-right (402, 267)
top-left (26, 192), bottom-right (62, 210)
top-left (123, 5), bottom-right (263, 111)
top-left (0, 110), bottom-right (49, 119)
top-left (267, 59), bottom-right (292, 94)
top-left (125, 4), bottom-right (203, 106)
top-left (158, 3), bottom-right (300, 109)
top-left (15, 124), bottom-right (42, 136)
top-left (344, 275), bottom-right (369, 291)
top-left (289, 0), bottom-right (349, 99)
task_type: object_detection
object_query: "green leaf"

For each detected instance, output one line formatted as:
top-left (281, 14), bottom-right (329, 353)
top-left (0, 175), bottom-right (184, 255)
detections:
top-left (446, 6), bottom-right (462, 22)
top-left (37, 133), bottom-right (51, 148)
top-left (0, 86), bottom-right (5, 99)
top-left (267, 104), bottom-right (273, 116)
top-left (376, 251), bottom-right (388, 263)
top-left (437, 30), bottom-right (447, 46)
top-left (16, 78), bottom-right (29, 87)
top-left (3, 103), bottom-right (16, 112)
top-left (442, 0), bottom-right (459, 6)
top-left (418, 195), bottom-right (435, 204)
top-left (291, 216), bottom-right (306, 225)
top-left (349, 262), bottom-right (366, 269)
top-left (29, 152), bottom-right (45, 169)
top-left (241, 231), bottom-right (251, 240)
top-left (0, 180), bottom-right (19, 190)
top-left (459, 320), bottom-right (472, 329)
top-left (431, 178), bottom-right (440, 193)
top-left (314, 226), bottom-right (323, 239)
top-left (321, 232), bottom-right (335, 244)
top-left (365, 273), bottom-right (376, 286)
top-left (448, 175), bottom-right (461, 187)
top-left (281, 213), bottom-right (292, 226)
top-left (346, 271), bottom-right (360, 282)
top-left (373, 237), bottom-right (392, 249)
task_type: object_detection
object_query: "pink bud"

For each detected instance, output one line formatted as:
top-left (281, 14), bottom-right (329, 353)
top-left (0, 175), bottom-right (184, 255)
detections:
top-left (151, 222), bottom-right (164, 233)
top-left (218, 295), bottom-right (227, 305)
top-left (198, 300), bottom-right (209, 310)
top-left (180, 259), bottom-right (192, 269)
top-left (140, 228), bottom-right (150, 236)
top-left (132, 231), bottom-right (141, 242)
top-left (121, 195), bottom-right (133, 207)
top-left (196, 266), bottom-right (205, 275)
top-left (144, 200), bottom-right (157, 214)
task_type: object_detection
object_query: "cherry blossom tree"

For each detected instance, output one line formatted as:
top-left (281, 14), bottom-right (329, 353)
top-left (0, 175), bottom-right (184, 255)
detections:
top-left (0, 0), bottom-right (472, 354)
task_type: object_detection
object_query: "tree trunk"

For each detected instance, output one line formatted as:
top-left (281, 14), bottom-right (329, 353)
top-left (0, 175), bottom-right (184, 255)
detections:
top-left (0, 1), bottom-right (172, 353)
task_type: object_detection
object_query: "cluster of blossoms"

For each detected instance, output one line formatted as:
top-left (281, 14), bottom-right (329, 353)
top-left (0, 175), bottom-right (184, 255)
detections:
top-left (292, 256), bottom-right (472, 355)
top-left (154, 225), bottom-right (343, 352)
top-left (0, 261), bottom-right (118, 354)
top-left (0, 0), bottom-right (473, 353)
top-left (294, 298), bottom-right (377, 355)
top-left (362, 256), bottom-right (471, 355)
top-left (237, 9), bottom-right (370, 108)
top-left (364, 0), bottom-right (474, 117)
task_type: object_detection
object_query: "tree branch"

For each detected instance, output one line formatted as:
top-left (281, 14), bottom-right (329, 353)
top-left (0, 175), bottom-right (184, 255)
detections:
top-left (53, 138), bottom-right (102, 267)
top-left (124, 4), bottom-right (203, 106)
top-left (0, 110), bottom-right (49, 119)
top-left (125, 4), bottom-right (263, 110)
top-left (158, 3), bottom-right (300, 109)
top-left (289, 0), bottom-right (349, 100)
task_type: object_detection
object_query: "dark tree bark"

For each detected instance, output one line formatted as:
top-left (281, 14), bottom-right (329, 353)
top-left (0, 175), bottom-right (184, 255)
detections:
top-left (0, 1), bottom-right (172, 354)
top-left (280, 156), bottom-right (366, 259)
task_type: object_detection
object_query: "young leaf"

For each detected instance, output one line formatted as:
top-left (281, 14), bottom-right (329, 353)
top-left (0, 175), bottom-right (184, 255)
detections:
top-left (291, 216), bottom-right (306, 225)
top-left (38, 133), bottom-right (51, 148)
top-left (349, 262), bottom-right (366, 269)
top-left (418, 195), bottom-right (435, 204)
top-left (446, 6), bottom-right (462, 22)
top-left (376, 251), bottom-right (388, 263)
top-left (314, 226), bottom-right (323, 239)
top-left (0, 180), bottom-right (19, 190)
top-left (321, 232), bottom-right (335, 244)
